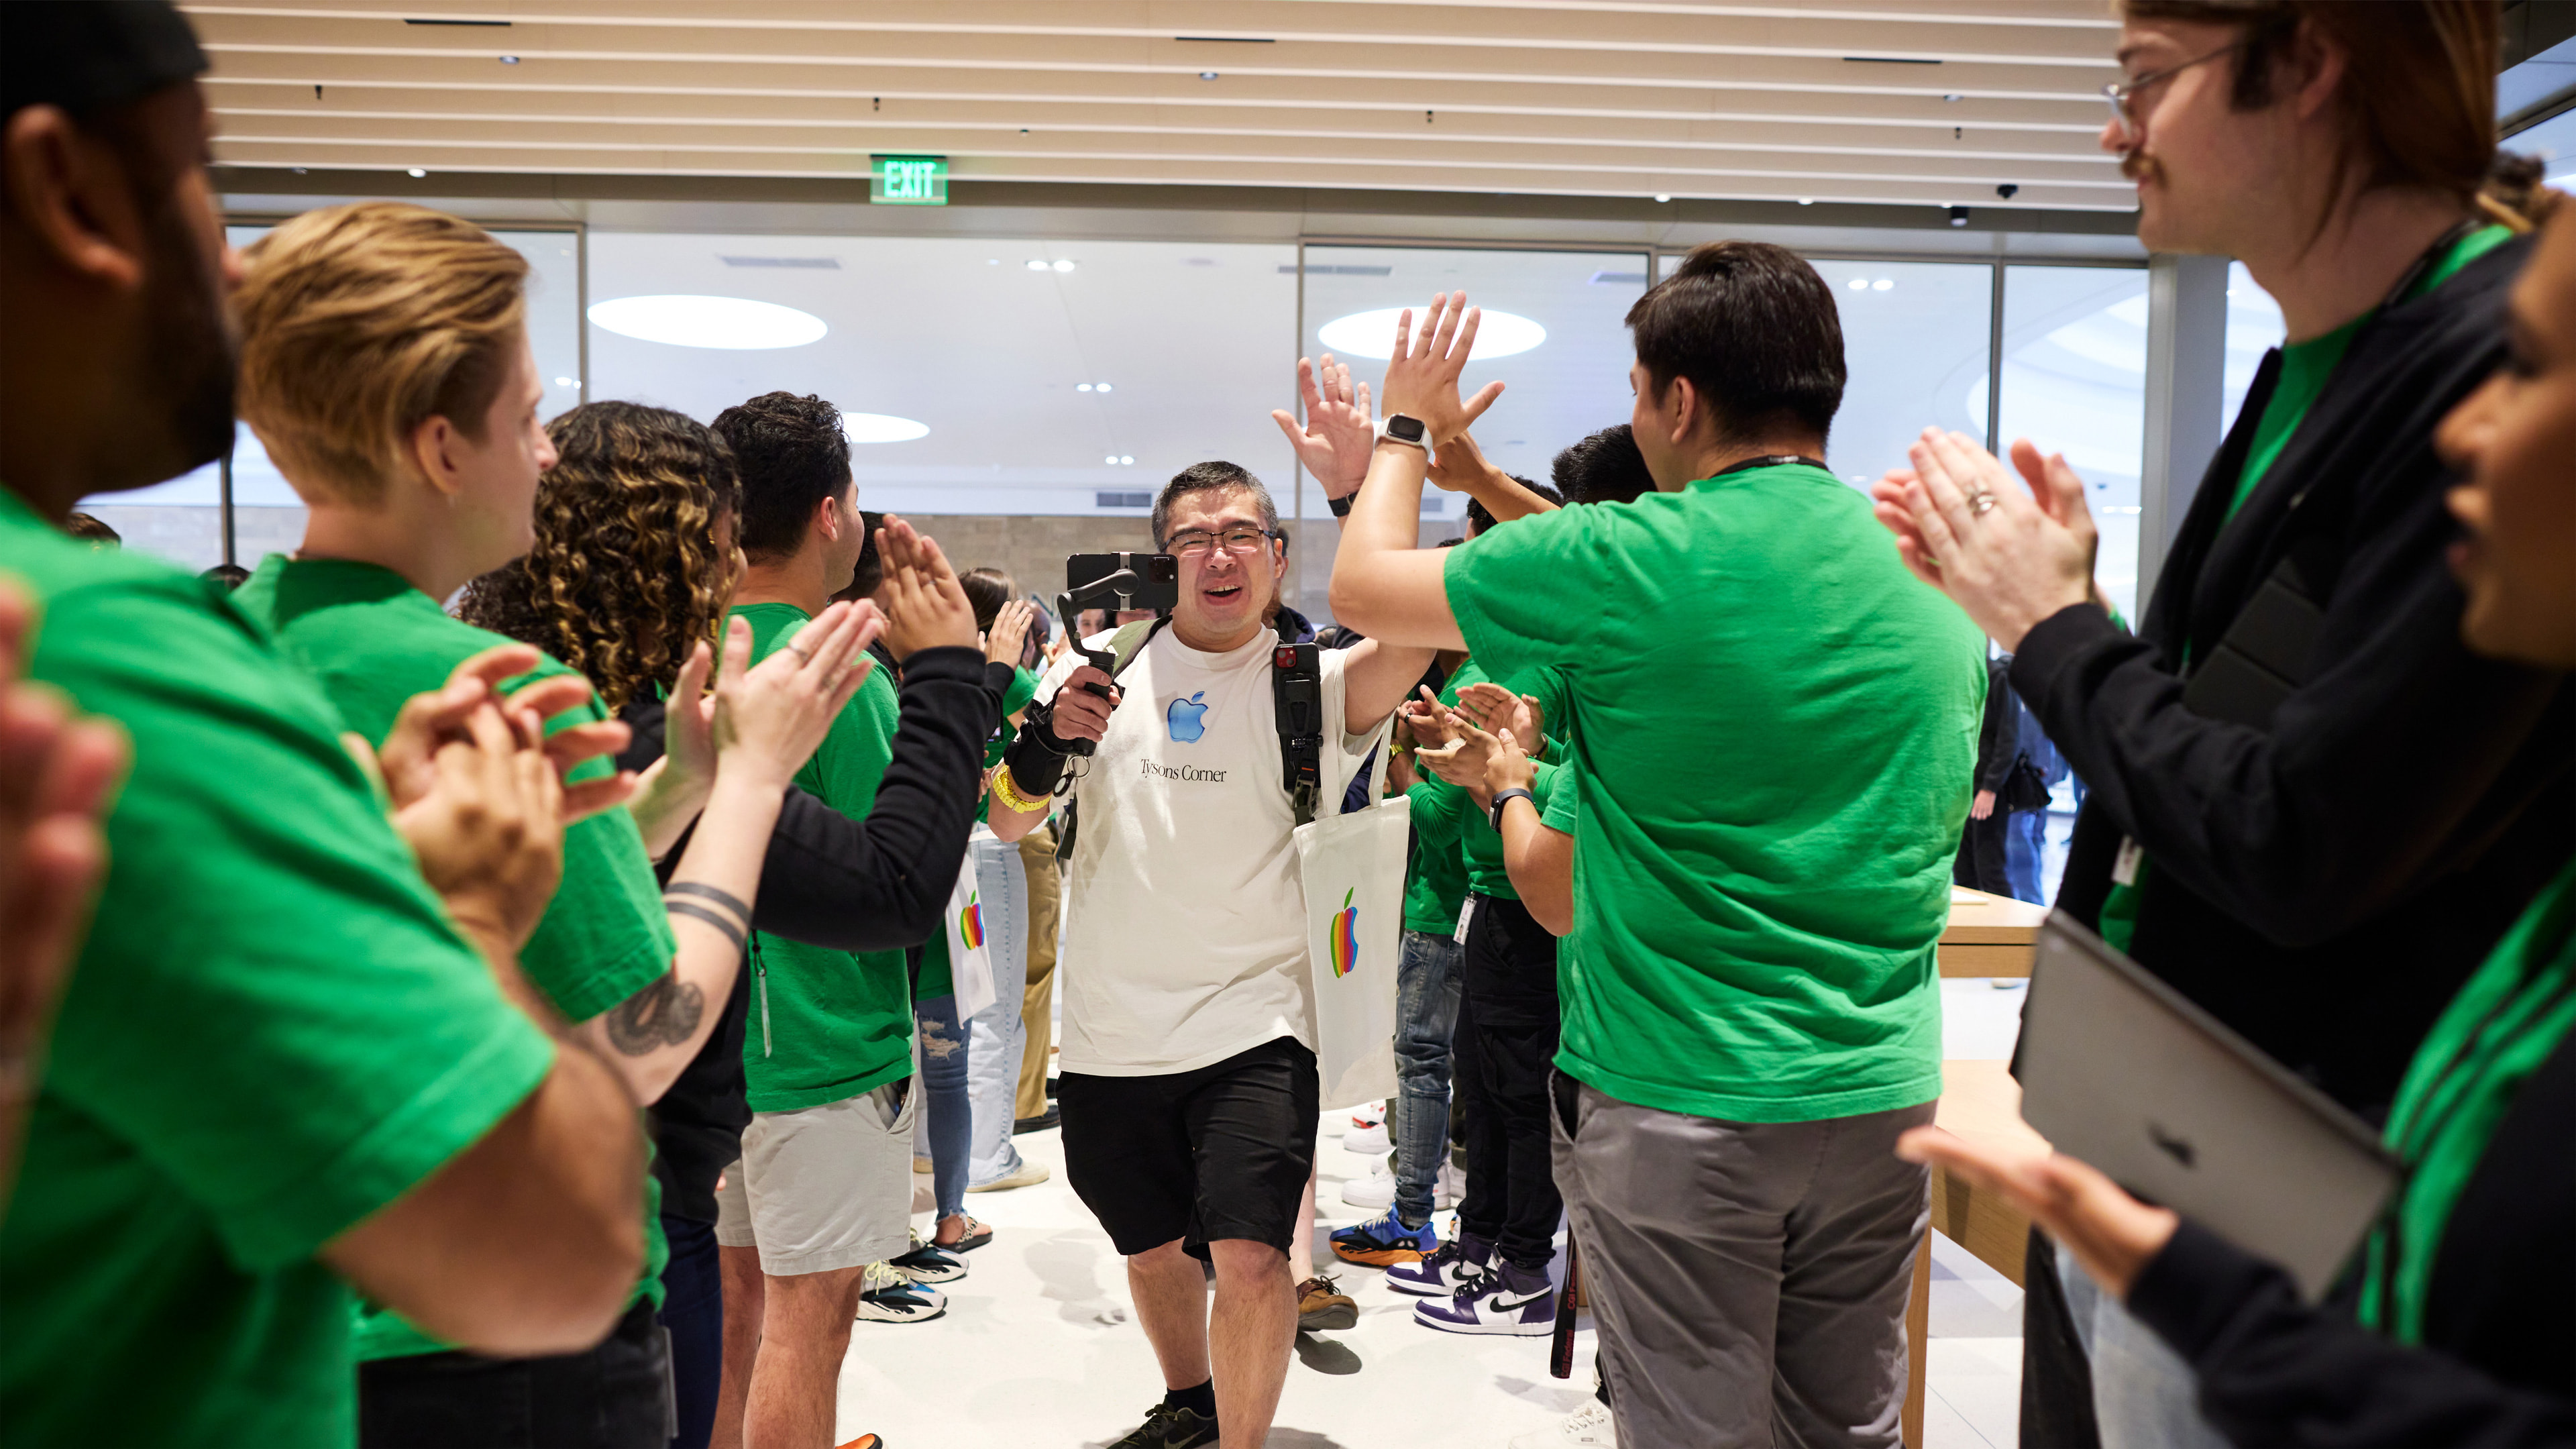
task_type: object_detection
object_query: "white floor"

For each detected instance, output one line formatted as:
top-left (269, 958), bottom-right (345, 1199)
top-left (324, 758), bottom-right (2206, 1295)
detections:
top-left (841, 979), bottom-right (2030, 1448)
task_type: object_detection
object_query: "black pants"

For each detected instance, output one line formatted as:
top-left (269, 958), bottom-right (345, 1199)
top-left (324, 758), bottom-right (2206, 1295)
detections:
top-left (658, 1214), bottom-right (721, 1449)
top-left (1456, 894), bottom-right (1562, 1271)
top-left (1955, 809), bottom-right (2011, 895)
top-left (358, 1297), bottom-right (672, 1449)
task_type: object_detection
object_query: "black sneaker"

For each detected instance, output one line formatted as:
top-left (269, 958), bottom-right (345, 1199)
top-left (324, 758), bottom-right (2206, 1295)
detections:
top-left (1013, 1104), bottom-right (1061, 1134)
top-left (1108, 1402), bottom-right (1218, 1448)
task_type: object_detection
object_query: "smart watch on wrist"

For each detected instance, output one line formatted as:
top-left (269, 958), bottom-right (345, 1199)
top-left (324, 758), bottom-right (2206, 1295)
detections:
top-left (1489, 787), bottom-right (1535, 831)
top-left (1379, 414), bottom-right (1429, 450)
top-left (1327, 489), bottom-right (1356, 517)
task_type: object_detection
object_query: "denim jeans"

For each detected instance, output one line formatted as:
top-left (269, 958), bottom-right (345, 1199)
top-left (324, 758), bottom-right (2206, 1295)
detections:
top-left (965, 828), bottom-right (1032, 1187)
top-left (655, 1214), bottom-right (719, 1449)
top-left (915, 993), bottom-right (970, 1222)
top-left (1391, 928), bottom-right (1463, 1228)
top-left (2058, 1240), bottom-right (2231, 1449)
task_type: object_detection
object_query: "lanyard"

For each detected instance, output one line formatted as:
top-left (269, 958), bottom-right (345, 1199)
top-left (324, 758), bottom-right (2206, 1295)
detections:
top-left (1711, 454), bottom-right (1827, 478)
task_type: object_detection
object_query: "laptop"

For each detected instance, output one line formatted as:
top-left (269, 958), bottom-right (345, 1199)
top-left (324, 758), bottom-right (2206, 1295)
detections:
top-left (2016, 914), bottom-right (2400, 1301)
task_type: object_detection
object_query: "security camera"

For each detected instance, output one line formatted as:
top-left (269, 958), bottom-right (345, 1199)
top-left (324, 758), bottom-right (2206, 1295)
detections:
top-left (1947, 205), bottom-right (1970, 227)
top-left (1996, 183), bottom-right (2020, 200)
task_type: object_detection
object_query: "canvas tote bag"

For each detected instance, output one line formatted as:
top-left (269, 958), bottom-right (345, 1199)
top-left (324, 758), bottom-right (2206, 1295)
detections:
top-left (941, 855), bottom-right (998, 1022)
top-left (1294, 722), bottom-right (1407, 1110)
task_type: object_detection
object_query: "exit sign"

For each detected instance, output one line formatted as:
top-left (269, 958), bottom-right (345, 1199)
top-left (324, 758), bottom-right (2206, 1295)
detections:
top-left (871, 155), bottom-right (947, 205)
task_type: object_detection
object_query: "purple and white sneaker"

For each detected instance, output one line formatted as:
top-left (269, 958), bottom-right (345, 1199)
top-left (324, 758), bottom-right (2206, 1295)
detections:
top-left (1414, 1260), bottom-right (1555, 1336)
top-left (1385, 1232), bottom-right (1493, 1297)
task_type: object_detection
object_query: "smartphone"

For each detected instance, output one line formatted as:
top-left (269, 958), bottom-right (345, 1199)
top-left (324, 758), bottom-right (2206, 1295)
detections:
top-left (1066, 553), bottom-right (1180, 611)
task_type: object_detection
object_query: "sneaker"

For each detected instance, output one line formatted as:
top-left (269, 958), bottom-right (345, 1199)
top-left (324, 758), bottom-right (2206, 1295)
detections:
top-left (834, 1436), bottom-right (887, 1449)
top-left (1509, 1399), bottom-right (1614, 1448)
top-left (1434, 1157), bottom-right (1465, 1211)
top-left (967, 1161), bottom-right (1051, 1192)
top-left (1330, 1206), bottom-right (1438, 1267)
top-left (1013, 1104), bottom-right (1061, 1134)
top-left (1338, 1161), bottom-right (1395, 1210)
top-left (1348, 1102), bottom-right (1384, 1131)
top-left (932, 1214), bottom-right (994, 1252)
top-left (1296, 1275), bottom-right (1358, 1332)
top-left (1415, 1260), bottom-right (1554, 1336)
top-left (854, 1260), bottom-right (947, 1324)
top-left (912, 1155), bottom-right (933, 1175)
top-left (1386, 1233), bottom-right (1492, 1297)
top-left (1342, 1122), bottom-right (1391, 1157)
top-left (1108, 1402), bottom-right (1218, 1449)
top-left (886, 1231), bottom-right (966, 1285)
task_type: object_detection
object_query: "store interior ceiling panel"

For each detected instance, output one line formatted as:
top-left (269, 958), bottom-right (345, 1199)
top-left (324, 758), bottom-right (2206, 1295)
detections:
top-left (186, 1), bottom-right (2132, 212)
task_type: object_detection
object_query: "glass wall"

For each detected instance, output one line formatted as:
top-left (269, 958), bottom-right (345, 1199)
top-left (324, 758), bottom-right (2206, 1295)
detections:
top-left (1807, 259), bottom-right (1996, 496)
top-left (80, 224), bottom-right (582, 574)
top-left (1996, 265), bottom-right (2150, 623)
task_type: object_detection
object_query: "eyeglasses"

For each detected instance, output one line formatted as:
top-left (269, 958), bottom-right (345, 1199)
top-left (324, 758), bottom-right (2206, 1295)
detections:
top-left (1167, 525), bottom-right (1278, 558)
top-left (2100, 40), bottom-right (2243, 147)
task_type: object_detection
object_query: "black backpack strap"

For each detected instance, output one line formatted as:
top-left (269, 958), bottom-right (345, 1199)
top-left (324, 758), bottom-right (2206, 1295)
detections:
top-left (1055, 616), bottom-right (1172, 865)
top-left (1271, 640), bottom-right (1324, 826)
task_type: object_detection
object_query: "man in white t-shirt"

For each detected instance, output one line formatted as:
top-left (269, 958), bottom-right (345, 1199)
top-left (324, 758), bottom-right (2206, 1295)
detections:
top-left (989, 460), bottom-right (1430, 1449)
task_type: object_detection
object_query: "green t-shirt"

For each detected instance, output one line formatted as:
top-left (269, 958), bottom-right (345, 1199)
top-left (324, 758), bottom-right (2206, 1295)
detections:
top-left (0, 492), bottom-right (557, 1445)
top-left (1443, 657), bottom-right (1572, 904)
top-left (2106, 223), bottom-right (2518, 952)
top-left (233, 555), bottom-right (674, 1357)
top-left (1445, 462), bottom-right (1987, 1123)
top-left (1403, 779), bottom-right (1474, 936)
top-left (732, 603), bottom-right (914, 1111)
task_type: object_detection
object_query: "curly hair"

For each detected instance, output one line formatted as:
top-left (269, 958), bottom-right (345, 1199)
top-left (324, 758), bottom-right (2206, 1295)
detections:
top-left (456, 401), bottom-right (743, 712)
top-left (711, 391), bottom-right (851, 560)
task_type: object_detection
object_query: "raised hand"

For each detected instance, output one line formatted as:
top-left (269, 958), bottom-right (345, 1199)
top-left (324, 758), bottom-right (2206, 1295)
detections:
top-left (719, 604), bottom-right (880, 792)
top-left (1271, 352), bottom-right (1378, 500)
top-left (875, 516), bottom-right (981, 659)
top-left (0, 580), bottom-right (127, 1191)
top-left (394, 698), bottom-right (567, 951)
top-left (1453, 681), bottom-right (1542, 753)
top-left (985, 598), bottom-right (1036, 668)
top-left (1425, 429), bottom-right (1501, 496)
top-left (1870, 430), bottom-right (2097, 650)
top-left (1379, 291), bottom-right (1506, 445)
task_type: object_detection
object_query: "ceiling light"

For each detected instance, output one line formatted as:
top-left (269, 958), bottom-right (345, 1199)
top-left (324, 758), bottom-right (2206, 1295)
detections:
top-left (1872, 278), bottom-right (1894, 291)
top-left (1316, 307), bottom-right (1546, 360)
top-left (1120, 455), bottom-right (1134, 465)
top-left (1105, 454), bottom-right (1118, 464)
top-left (1095, 382), bottom-right (1114, 392)
top-left (1943, 93), bottom-right (1962, 102)
top-left (1026, 259), bottom-right (1050, 271)
top-left (553, 376), bottom-right (578, 387)
top-left (1654, 193), bottom-right (1672, 203)
top-left (987, 258), bottom-right (1000, 266)
top-left (406, 167), bottom-right (426, 177)
top-left (844, 413), bottom-right (928, 444)
top-left (1798, 197), bottom-right (1815, 205)
top-left (500, 54), bottom-right (519, 64)
top-left (1077, 383), bottom-right (1093, 392)
top-left (586, 294), bottom-right (827, 350)
top-left (1199, 70), bottom-right (1220, 80)
top-left (1847, 278), bottom-right (1868, 290)
top-left (1051, 258), bottom-right (1076, 272)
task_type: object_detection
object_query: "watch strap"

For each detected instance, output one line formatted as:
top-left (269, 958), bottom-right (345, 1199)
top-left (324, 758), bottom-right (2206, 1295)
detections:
top-left (1489, 787), bottom-right (1536, 831)
top-left (1327, 491), bottom-right (1355, 517)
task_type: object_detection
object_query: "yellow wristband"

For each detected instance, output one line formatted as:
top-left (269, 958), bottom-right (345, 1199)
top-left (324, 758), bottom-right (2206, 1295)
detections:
top-left (990, 765), bottom-right (1044, 814)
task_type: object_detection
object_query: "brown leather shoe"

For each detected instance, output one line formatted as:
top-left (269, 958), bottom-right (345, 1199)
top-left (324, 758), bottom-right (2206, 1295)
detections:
top-left (1297, 1274), bottom-right (1358, 1332)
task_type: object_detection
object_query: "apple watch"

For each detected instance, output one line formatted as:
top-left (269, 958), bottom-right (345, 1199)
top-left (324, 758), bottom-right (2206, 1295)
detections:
top-left (1489, 787), bottom-right (1535, 831)
top-left (1327, 489), bottom-right (1356, 518)
top-left (1379, 414), bottom-right (1429, 450)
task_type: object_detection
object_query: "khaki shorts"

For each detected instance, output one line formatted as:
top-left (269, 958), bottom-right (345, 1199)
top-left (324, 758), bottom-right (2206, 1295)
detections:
top-left (713, 1079), bottom-right (916, 1276)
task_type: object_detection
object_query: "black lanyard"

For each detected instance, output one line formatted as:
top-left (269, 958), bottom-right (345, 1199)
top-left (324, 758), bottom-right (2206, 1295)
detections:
top-left (1711, 454), bottom-right (1827, 477)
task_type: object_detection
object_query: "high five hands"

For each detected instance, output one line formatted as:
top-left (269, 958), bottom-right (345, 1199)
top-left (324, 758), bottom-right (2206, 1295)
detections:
top-left (1380, 292), bottom-right (1505, 447)
top-left (1870, 430), bottom-right (2102, 651)
top-left (1272, 354), bottom-right (1376, 501)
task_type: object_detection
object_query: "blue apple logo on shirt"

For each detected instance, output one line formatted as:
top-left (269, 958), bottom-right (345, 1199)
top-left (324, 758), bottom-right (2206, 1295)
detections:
top-left (1167, 692), bottom-right (1209, 743)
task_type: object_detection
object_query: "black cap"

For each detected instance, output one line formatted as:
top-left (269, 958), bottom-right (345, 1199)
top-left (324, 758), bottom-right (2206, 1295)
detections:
top-left (3, 1), bottom-right (207, 120)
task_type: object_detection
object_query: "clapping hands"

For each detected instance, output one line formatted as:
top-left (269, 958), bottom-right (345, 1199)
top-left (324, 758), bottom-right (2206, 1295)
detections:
top-left (1870, 430), bottom-right (2100, 651)
top-left (875, 516), bottom-right (981, 659)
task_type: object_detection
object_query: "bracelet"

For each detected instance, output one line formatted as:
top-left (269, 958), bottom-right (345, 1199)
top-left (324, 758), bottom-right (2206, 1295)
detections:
top-left (989, 765), bottom-right (1046, 814)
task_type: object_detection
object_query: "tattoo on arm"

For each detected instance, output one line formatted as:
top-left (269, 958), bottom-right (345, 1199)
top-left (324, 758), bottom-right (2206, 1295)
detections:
top-left (604, 971), bottom-right (706, 1056)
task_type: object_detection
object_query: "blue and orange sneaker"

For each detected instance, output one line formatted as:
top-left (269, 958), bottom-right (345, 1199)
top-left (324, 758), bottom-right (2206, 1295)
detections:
top-left (1414, 1260), bottom-right (1555, 1336)
top-left (1330, 1207), bottom-right (1439, 1267)
top-left (1385, 1231), bottom-right (1493, 1297)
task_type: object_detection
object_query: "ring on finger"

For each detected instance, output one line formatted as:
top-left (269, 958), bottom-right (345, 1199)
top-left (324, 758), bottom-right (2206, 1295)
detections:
top-left (1966, 490), bottom-right (1998, 517)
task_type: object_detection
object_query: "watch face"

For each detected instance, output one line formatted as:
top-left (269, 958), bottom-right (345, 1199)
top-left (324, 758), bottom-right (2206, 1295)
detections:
top-left (1387, 415), bottom-right (1426, 441)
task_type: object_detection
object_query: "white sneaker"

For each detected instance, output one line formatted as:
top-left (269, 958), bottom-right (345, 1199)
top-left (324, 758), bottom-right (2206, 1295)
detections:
top-left (1348, 1102), bottom-right (1385, 1131)
top-left (1339, 1164), bottom-right (1395, 1210)
top-left (1435, 1157), bottom-right (1465, 1211)
top-left (853, 1260), bottom-right (947, 1324)
top-left (1509, 1399), bottom-right (1613, 1448)
top-left (1344, 1122), bottom-right (1391, 1157)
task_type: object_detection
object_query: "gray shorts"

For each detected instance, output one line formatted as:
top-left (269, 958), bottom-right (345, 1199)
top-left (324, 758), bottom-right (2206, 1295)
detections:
top-left (713, 1079), bottom-right (916, 1277)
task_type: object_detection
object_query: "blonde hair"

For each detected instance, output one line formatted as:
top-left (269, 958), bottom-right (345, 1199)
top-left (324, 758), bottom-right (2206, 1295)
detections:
top-left (235, 201), bottom-right (529, 504)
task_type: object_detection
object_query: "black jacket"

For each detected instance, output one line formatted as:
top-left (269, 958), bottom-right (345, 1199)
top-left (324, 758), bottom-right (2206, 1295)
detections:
top-left (620, 644), bottom-right (996, 1221)
top-left (2125, 1032), bottom-right (2575, 1446)
top-left (2012, 233), bottom-right (2575, 1117)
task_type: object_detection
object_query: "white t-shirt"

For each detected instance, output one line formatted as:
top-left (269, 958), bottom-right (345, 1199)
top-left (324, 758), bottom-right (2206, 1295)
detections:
top-left (1035, 624), bottom-right (1377, 1077)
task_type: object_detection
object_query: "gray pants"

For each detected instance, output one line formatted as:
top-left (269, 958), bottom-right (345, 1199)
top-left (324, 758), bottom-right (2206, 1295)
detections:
top-left (2057, 1242), bottom-right (2231, 1449)
top-left (1552, 1078), bottom-right (1934, 1449)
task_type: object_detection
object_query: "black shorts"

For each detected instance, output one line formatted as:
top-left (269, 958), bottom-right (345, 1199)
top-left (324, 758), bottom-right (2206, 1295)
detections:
top-left (1059, 1036), bottom-right (1319, 1261)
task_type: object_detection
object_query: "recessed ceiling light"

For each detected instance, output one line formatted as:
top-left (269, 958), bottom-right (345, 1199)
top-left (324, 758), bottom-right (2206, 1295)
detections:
top-left (845, 413), bottom-right (929, 444)
top-left (1051, 259), bottom-right (1076, 272)
top-left (553, 376), bottom-right (578, 386)
top-left (1077, 383), bottom-right (1093, 392)
top-left (1872, 278), bottom-right (1895, 290)
top-left (1095, 382), bottom-right (1114, 392)
top-left (987, 258), bottom-right (1000, 265)
top-left (1316, 307), bottom-right (1546, 360)
top-left (1120, 455), bottom-right (1134, 465)
top-left (1653, 193), bottom-right (1671, 203)
top-left (586, 294), bottom-right (827, 350)
top-left (1104, 454), bottom-right (1119, 465)
top-left (1847, 278), bottom-right (1868, 290)
top-left (407, 167), bottom-right (426, 177)
top-left (1025, 259), bottom-right (1050, 271)
top-left (1798, 197), bottom-right (1815, 205)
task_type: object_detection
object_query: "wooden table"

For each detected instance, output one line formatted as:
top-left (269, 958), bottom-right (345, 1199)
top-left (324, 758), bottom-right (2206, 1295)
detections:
top-left (1937, 887), bottom-right (2049, 977)
top-left (1902, 1060), bottom-right (2052, 1449)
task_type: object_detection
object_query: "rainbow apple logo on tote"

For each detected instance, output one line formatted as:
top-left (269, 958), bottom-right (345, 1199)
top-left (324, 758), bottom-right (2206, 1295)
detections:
top-left (1329, 889), bottom-right (1359, 979)
top-left (958, 892), bottom-right (984, 951)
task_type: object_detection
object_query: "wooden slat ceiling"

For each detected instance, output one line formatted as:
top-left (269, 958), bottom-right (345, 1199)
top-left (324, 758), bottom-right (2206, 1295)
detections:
top-left (187, 1), bottom-right (2137, 213)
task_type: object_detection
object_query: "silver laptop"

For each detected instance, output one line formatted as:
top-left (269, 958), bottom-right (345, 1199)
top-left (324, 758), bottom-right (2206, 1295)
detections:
top-left (2016, 914), bottom-right (2399, 1301)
